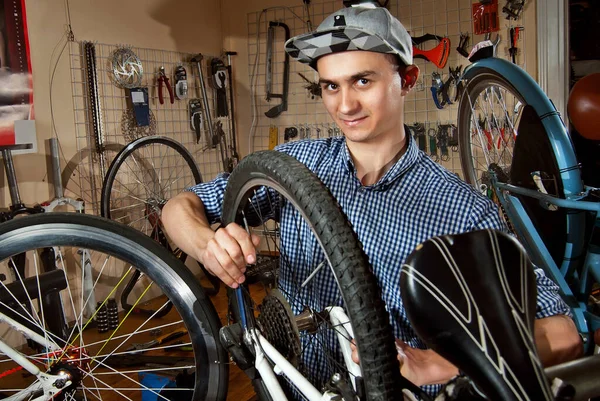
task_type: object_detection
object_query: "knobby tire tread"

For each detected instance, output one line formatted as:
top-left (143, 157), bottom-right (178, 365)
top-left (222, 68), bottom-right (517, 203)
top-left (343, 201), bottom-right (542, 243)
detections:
top-left (222, 151), bottom-right (401, 401)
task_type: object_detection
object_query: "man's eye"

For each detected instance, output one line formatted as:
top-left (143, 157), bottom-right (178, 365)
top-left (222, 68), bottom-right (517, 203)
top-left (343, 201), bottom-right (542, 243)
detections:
top-left (357, 78), bottom-right (369, 86)
top-left (324, 83), bottom-right (338, 91)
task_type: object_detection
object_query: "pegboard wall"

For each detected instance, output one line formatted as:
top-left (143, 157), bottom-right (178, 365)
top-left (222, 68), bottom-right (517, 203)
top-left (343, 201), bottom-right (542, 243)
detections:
top-left (68, 41), bottom-right (233, 214)
top-left (247, 0), bottom-right (527, 177)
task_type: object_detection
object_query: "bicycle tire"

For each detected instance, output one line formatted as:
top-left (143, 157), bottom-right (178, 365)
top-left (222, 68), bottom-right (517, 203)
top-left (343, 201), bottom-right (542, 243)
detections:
top-left (221, 151), bottom-right (402, 400)
top-left (101, 136), bottom-right (222, 296)
top-left (0, 213), bottom-right (228, 401)
top-left (101, 136), bottom-right (202, 233)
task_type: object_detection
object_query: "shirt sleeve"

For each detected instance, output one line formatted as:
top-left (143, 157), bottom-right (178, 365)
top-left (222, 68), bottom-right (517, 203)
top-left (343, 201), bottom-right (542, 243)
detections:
top-left (468, 195), bottom-right (572, 318)
top-left (184, 173), bottom-right (230, 225)
top-left (184, 173), bottom-right (279, 226)
top-left (468, 194), bottom-right (510, 233)
top-left (533, 267), bottom-right (573, 318)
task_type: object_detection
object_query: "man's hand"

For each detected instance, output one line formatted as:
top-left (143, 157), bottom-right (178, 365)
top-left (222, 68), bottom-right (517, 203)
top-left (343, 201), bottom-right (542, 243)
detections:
top-left (351, 339), bottom-right (458, 387)
top-left (199, 223), bottom-right (261, 289)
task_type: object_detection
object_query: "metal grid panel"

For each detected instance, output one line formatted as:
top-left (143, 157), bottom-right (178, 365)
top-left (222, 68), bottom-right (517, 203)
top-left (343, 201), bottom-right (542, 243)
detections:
top-left (68, 41), bottom-right (231, 214)
top-left (246, 0), bottom-right (527, 177)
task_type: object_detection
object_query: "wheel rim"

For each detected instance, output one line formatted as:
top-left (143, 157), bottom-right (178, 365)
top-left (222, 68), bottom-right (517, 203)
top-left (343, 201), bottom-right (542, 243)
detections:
top-left (103, 139), bottom-right (201, 240)
top-left (462, 78), bottom-right (525, 191)
top-left (227, 178), bottom-right (371, 397)
top-left (0, 224), bottom-right (207, 400)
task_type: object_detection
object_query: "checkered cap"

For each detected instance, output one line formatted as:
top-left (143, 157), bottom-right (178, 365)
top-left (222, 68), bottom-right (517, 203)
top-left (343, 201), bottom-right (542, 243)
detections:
top-left (285, 6), bottom-right (413, 69)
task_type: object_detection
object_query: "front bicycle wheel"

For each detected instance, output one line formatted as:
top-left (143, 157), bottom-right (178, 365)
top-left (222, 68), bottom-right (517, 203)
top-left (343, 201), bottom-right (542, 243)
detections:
top-left (0, 213), bottom-right (227, 401)
top-left (221, 151), bottom-right (402, 400)
top-left (101, 136), bottom-right (202, 238)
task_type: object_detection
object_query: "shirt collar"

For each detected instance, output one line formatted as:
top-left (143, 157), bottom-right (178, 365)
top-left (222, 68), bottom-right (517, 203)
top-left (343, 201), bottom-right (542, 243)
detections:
top-left (339, 125), bottom-right (420, 188)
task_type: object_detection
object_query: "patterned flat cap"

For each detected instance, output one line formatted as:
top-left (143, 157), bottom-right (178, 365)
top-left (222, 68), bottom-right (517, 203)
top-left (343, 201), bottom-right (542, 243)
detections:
top-left (285, 6), bottom-right (413, 69)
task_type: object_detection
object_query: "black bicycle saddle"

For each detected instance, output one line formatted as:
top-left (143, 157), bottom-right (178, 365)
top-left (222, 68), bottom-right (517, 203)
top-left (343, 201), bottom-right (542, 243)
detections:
top-left (401, 229), bottom-right (553, 401)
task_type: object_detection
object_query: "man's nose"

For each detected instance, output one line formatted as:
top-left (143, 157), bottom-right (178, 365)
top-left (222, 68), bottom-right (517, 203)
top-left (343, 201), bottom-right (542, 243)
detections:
top-left (338, 88), bottom-right (360, 115)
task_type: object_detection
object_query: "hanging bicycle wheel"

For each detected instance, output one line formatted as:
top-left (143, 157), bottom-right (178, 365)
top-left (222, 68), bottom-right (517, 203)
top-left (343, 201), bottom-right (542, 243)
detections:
top-left (221, 151), bottom-right (403, 400)
top-left (457, 70), bottom-right (526, 189)
top-left (0, 213), bottom-right (228, 401)
top-left (457, 68), bottom-right (570, 272)
top-left (101, 136), bottom-right (201, 239)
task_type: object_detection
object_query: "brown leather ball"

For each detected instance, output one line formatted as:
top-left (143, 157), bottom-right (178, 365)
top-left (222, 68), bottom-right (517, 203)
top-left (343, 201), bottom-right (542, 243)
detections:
top-left (568, 73), bottom-right (600, 140)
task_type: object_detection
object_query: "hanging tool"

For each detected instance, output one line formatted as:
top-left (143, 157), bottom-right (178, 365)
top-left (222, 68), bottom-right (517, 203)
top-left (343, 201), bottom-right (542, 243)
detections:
top-left (502, 0), bottom-right (525, 20)
top-left (225, 51), bottom-right (240, 167)
top-left (428, 127), bottom-right (439, 162)
top-left (457, 33), bottom-right (470, 58)
top-left (125, 328), bottom-right (188, 352)
top-left (268, 125), bottom-right (278, 150)
top-left (174, 65), bottom-right (188, 100)
top-left (127, 87), bottom-right (150, 126)
top-left (412, 34), bottom-right (451, 69)
top-left (446, 124), bottom-right (459, 151)
top-left (298, 73), bottom-right (322, 99)
top-left (189, 99), bottom-right (204, 145)
top-left (431, 72), bottom-right (445, 110)
top-left (191, 54), bottom-right (217, 149)
top-left (265, 21), bottom-right (290, 118)
top-left (284, 127), bottom-right (298, 142)
top-left (157, 66), bottom-right (174, 105)
top-left (437, 126), bottom-right (450, 161)
top-left (473, 0), bottom-right (499, 35)
top-left (210, 57), bottom-right (229, 117)
top-left (82, 42), bottom-right (106, 173)
top-left (411, 123), bottom-right (427, 152)
top-left (214, 120), bottom-right (233, 172)
top-left (508, 26), bottom-right (523, 64)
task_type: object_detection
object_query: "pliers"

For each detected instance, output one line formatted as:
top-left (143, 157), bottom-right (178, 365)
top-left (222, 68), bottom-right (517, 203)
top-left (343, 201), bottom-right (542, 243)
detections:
top-left (157, 66), bottom-right (174, 104)
top-left (125, 328), bottom-right (187, 352)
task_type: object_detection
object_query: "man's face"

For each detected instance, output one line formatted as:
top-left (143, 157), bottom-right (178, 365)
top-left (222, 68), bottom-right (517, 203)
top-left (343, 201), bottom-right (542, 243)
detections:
top-left (317, 51), bottom-right (406, 145)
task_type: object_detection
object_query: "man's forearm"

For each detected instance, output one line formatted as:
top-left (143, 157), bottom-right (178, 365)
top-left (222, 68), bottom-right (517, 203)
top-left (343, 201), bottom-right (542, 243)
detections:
top-left (161, 192), bottom-right (216, 263)
top-left (534, 315), bottom-right (583, 367)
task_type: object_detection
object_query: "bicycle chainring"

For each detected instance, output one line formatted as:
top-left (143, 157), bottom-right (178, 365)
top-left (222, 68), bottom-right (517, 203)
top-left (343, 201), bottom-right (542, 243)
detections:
top-left (257, 289), bottom-right (301, 367)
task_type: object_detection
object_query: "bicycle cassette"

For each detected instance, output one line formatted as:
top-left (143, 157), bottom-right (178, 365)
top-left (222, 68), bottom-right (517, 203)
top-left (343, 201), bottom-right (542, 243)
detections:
top-left (257, 289), bottom-right (301, 367)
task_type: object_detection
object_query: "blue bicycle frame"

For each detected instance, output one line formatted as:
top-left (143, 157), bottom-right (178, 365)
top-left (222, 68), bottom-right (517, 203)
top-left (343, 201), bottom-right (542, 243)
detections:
top-left (460, 56), bottom-right (599, 353)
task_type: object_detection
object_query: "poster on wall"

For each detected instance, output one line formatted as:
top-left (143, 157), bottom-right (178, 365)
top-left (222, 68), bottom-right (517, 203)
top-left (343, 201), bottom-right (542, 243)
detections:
top-left (0, 0), bottom-right (36, 154)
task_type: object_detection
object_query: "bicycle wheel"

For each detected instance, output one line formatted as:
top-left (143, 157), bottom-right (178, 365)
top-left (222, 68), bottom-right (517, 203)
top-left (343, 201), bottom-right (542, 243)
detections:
top-left (221, 151), bottom-right (402, 400)
top-left (101, 136), bottom-right (201, 239)
top-left (457, 68), bottom-right (570, 267)
top-left (457, 69), bottom-right (526, 189)
top-left (61, 142), bottom-right (124, 214)
top-left (0, 213), bottom-right (227, 401)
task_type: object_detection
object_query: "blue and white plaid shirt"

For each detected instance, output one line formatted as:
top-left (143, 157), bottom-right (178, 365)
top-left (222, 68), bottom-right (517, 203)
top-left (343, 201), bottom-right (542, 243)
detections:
top-left (187, 133), bottom-right (571, 396)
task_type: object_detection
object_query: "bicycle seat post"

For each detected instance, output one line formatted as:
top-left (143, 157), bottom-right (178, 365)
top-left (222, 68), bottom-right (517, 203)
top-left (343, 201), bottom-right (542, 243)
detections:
top-left (0, 144), bottom-right (32, 211)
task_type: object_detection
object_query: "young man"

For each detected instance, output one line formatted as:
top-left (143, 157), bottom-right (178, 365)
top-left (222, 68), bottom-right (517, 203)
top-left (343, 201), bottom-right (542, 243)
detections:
top-left (162, 4), bottom-right (582, 395)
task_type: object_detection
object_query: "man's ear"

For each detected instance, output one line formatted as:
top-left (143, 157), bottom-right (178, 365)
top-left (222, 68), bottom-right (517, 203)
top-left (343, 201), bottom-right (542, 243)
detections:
top-left (401, 65), bottom-right (420, 93)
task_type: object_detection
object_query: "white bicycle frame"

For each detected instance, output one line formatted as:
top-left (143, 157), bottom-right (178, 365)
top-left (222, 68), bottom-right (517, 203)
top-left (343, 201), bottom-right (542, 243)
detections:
top-left (0, 312), bottom-right (71, 401)
top-left (247, 306), bottom-right (361, 401)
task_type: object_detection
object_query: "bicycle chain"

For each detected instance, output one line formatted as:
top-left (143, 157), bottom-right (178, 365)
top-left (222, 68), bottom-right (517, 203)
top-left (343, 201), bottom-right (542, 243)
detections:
top-left (257, 289), bottom-right (301, 367)
top-left (83, 42), bottom-right (105, 156)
